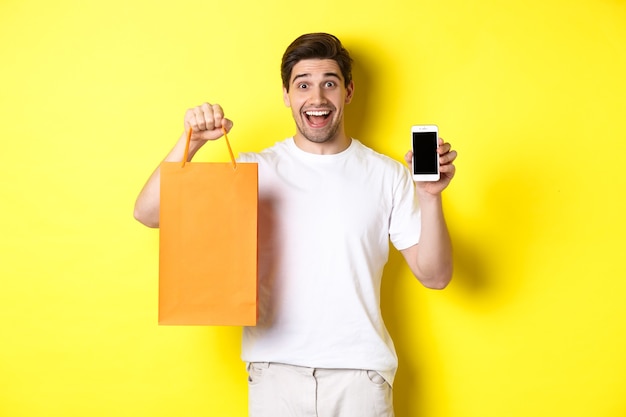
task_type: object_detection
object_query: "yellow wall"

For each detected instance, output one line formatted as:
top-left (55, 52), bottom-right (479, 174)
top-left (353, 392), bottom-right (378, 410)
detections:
top-left (1, 0), bottom-right (625, 416)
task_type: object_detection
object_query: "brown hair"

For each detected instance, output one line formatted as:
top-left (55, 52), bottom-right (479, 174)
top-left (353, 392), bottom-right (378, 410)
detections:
top-left (281, 33), bottom-right (353, 91)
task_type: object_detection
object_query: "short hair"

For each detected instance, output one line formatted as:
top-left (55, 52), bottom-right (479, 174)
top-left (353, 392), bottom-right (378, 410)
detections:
top-left (281, 33), bottom-right (353, 91)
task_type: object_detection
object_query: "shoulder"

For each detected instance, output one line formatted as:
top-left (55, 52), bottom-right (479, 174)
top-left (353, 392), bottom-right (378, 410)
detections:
top-left (237, 138), bottom-right (292, 163)
top-left (352, 140), bottom-right (408, 174)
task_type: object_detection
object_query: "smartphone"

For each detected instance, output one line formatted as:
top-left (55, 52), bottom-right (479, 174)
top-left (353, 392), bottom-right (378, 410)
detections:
top-left (411, 125), bottom-right (440, 182)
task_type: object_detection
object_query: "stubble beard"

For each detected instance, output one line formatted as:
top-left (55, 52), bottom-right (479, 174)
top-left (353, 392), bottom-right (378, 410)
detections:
top-left (295, 108), bottom-right (342, 144)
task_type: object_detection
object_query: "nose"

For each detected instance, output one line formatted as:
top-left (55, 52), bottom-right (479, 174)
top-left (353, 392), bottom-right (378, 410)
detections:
top-left (309, 86), bottom-right (327, 105)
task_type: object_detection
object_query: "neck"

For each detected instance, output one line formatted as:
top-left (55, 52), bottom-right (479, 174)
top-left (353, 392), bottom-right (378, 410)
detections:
top-left (293, 131), bottom-right (352, 155)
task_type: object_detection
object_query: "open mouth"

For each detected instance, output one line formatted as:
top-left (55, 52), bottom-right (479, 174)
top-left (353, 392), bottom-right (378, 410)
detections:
top-left (304, 110), bottom-right (332, 128)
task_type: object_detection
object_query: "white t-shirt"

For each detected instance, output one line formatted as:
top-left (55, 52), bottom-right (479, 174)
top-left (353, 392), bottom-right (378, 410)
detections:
top-left (237, 138), bottom-right (421, 385)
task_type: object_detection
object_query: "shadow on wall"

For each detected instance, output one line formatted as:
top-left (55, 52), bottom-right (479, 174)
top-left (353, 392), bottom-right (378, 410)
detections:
top-left (343, 42), bottom-right (394, 149)
top-left (447, 163), bottom-right (556, 306)
top-left (380, 155), bottom-right (559, 414)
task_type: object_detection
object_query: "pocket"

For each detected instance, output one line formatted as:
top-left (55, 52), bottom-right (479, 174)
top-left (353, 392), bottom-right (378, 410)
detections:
top-left (366, 370), bottom-right (387, 386)
top-left (247, 362), bottom-right (266, 385)
top-left (365, 370), bottom-right (394, 416)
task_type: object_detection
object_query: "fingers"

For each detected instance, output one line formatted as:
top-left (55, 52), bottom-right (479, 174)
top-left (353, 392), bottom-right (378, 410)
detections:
top-left (439, 149), bottom-right (458, 165)
top-left (439, 160), bottom-right (456, 177)
top-left (437, 138), bottom-right (457, 181)
top-left (437, 137), bottom-right (457, 165)
top-left (184, 102), bottom-right (230, 133)
top-left (437, 137), bottom-right (452, 154)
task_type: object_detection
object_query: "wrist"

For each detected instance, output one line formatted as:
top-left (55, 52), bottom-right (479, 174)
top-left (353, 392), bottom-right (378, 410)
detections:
top-left (416, 189), bottom-right (442, 205)
top-left (163, 133), bottom-right (200, 163)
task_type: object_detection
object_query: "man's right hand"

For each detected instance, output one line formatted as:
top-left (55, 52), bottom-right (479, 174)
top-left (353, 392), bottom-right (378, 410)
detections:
top-left (133, 102), bottom-right (234, 228)
top-left (184, 102), bottom-right (234, 142)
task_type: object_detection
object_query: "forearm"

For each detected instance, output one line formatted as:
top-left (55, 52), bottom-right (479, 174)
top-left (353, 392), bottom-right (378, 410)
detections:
top-left (402, 193), bottom-right (453, 289)
top-left (133, 131), bottom-right (203, 228)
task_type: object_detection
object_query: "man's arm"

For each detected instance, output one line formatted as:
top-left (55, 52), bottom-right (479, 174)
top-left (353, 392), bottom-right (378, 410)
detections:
top-left (133, 103), bottom-right (233, 228)
top-left (400, 139), bottom-right (457, 289)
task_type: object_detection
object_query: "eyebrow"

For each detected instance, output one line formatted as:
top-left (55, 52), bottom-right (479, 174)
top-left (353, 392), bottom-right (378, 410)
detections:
top-left (291, 72), bottom-right (342, 84)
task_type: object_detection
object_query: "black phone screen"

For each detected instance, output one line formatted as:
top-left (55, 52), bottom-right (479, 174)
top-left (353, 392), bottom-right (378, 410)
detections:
top-left (412, 131), bottom-right (438, 174)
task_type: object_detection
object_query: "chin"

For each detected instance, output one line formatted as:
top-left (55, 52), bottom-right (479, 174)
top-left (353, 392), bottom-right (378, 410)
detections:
top-left (300, 125), bottom-right (339, 144)
top-left (303, 133), bottom-right (333, 144)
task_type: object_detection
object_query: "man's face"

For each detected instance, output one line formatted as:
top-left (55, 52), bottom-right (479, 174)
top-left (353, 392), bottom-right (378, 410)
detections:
top-left (283, 59), bottom-right (354, 145)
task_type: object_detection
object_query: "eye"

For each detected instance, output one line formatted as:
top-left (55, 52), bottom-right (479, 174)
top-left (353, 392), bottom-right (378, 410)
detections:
top-left (297, 83), bottom-right (308, 89)
top-left (324, 81), bottom-right (336, 88)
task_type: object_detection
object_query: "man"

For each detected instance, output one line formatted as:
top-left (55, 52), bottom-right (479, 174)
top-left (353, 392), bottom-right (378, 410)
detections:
top-left (134, 33), bottom-right (457, 417)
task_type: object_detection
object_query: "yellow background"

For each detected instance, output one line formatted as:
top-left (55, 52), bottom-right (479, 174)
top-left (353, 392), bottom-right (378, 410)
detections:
top-left (1, 0), bottom-right (625, 416)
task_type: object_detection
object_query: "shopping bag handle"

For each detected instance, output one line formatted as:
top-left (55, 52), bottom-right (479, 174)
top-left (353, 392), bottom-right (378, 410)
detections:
top-left (182, 127), bottom-right (237, 170)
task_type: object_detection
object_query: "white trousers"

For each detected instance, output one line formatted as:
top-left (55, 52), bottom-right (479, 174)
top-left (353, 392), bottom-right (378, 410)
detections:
top-left (247, 362), bottom-right (395, 417)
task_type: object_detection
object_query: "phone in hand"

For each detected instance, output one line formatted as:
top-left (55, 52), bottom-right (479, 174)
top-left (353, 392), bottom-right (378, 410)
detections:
top-left (411, 125), bottom-right (440, 182)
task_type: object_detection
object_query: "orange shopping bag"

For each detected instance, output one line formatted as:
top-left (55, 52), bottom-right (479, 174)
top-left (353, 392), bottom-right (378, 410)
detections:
top-left (158, 128), bottom-right (258, 325)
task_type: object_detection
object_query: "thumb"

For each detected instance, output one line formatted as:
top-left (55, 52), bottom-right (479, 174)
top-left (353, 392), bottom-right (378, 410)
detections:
top-left (222, 118), bottom-right (234, 133)
top-left (404, 150), bottom-right (413, 166)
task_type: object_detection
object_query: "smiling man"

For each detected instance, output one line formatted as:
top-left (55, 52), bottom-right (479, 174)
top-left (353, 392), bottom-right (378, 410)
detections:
top-left (134, 33), bottom-right (457, 417)
top-left (283, 58), bottom-right (353, 152)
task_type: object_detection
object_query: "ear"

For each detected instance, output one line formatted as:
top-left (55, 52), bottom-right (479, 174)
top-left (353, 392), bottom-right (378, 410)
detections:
top-left (345, 80), bottom-right (354, 104)
top-left (283, 87), bottom-right (291, 107)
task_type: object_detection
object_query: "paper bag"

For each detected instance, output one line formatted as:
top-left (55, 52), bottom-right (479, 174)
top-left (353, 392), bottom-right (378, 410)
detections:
top-left (158, 129), bottom-right (258, 325)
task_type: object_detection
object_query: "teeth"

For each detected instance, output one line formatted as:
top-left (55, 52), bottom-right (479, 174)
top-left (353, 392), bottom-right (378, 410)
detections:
top-left (305, 111), bottom-right (330, 116)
